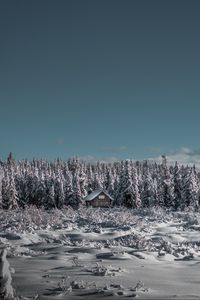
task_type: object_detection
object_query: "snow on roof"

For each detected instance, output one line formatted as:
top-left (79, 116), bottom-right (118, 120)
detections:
top-left (84, 189), bottom-right (114, 201)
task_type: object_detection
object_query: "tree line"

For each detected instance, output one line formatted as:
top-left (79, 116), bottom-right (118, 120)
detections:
top-left (0, 153), bottom-right (199, 210)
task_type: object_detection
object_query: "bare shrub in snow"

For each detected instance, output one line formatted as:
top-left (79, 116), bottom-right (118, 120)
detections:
top-left (71, 256), bottom-right (82, 267)
top-left (0, 207), bottom-right (72, 233)
top-left (131, 280), bottom-right (148, 292)
top-left (87, 263), bottom-right (122, 277)
top-left (57, 277), bottom-right (95, 293)
top-left (90, 263), bottom-right (108, 276)
top-left (57, 276), bottom-right (72, 293)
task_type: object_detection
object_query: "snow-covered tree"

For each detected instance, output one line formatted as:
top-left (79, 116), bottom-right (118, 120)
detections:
top-left (7, 171), bottom-right (18, 209)
top-left (45, 179), bottom-right (56, 209)
top-left (72, 174), bottom-right (82, 209)
top-left (117, 160), bottom-right (141, 208)
top-left (173, 162), bottom-right (183, 210)
top-left (54, 177), bottom-right (65, 208)
top-left (105, 168), bottom-right (114, 195)
top-left (0, 153), bottom-right (199, 211)
top-left (162, 168), bottom-right (175, 208)
top-left (64, 171), bottom-right (74, 206)
top-left (181, 166), bottom-right (196, 209)
top-left (79, 165), bottom-right (87, 198)
top-left (2, 170), bottom-right (18, 210)
top-left (190, 166), bottom-right (199, 209)
top-left (141, 167), bottom-right (154, 207)
top-left (92, 172), bottom-right (103, 190)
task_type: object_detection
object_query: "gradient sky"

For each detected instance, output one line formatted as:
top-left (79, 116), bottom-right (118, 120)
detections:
top-left (0, 0), bottom-right (200, 161)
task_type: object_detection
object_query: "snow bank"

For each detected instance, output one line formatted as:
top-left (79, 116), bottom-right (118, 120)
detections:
top-left (0, 248), bottom-right (14, 299)
top-left (2, 207), bottom-right (200, 299)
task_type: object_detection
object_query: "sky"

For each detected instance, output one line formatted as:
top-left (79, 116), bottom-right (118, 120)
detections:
top-left (0, 0), bottom-right (200, 163)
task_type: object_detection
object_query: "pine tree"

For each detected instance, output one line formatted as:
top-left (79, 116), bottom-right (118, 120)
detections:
top-left (181, 166), bottom-right (194, 209)
top-left (72, 174), bottom-right (82, 209)
top-left (0, 155), bottom-right (199, 211)
top-left (117, 160), bottom-right (141, 208)
top-left (7, 152), bottom-right (15, 166)
top-left (45, 179), bottom-right (56, 209)
top-left (189, 166), bottom-right (199, 209)
top-left (132, 164), bottom-right (141, 208)
top-left (86, 165), bottom-right (93, 194)
top-left (173, 162), bottom-right (183, 210)
top-left (79, 165), bottom-right (87, 198)
top-left (141, 167), bottom-right (154, 207)
top-left (54, 177), bottom-right (65, 208)
top-left (7, 171), bottom-right (18, 209)
top-left (156, 156), bottom-right (174, 208)
top-left (163, 168), bottom-right (175, 208)
top-left (93, 172), bottom-right (103, 190)
top-left (1, 173), bottom-right (9, 209)
top-left (105, 168), bottom-right (114, 195)
top-left (115, 161), bottom-right (125, 206)
top-left (2, 170), bottom-right (18, 209)
top-left (64, 171), bottom-right (74, 206)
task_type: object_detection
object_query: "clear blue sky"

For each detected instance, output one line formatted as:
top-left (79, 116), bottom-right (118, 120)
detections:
top-left (0, 0), bottom-right (200, 161)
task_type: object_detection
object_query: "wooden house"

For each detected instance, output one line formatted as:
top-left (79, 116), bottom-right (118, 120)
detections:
top-left (84, 189), bottom-right (113, 208)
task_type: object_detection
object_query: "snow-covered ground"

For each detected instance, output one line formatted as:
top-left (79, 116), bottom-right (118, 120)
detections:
top-left (1, 206), bottom-right (200, 299)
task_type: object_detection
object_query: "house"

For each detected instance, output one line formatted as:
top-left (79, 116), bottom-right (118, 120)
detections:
top-left (84, 189), bottom-right (113, 208)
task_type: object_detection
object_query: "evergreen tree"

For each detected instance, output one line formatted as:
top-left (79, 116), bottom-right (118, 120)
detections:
top-left (93, 172), bottom-right (103, 190)
top-left (54, 177), bottom-right (65, 208)
top-left (117, 160), bottom-right (141, 208)
top-left (105, 168), bottom-right (114, 195)
top-left (132, 164), bottom-right (141, 208)
top-left (7, 152), bottom-right (15, 166)
top-left (141, 168), bottom-right (154, 207)
top-left (45, 179), bottom-right (56, 209)
top-left (2, 171), bottom-right (18, 209)
top-left (181, 167), bottom-right (194, 209)
top-left (0, 155), bottom-right (199, 211)
top-left (163, 168), bottom-right (175, 208)
top-left (8, 171), bottom-right (18, 209)
top-left (35, 178), bottom-right (46, 207)
top-left (189, 166), bottom-right (199, 209)
top-left (156, 156), bottom-right (174, 208)
top-left (79, 165), bottom-right (87, 198)
top-left (173, 162), bottom-right (183, 210)
top-left (72, 174), bottom-right (82, 209)
top-left (64, 171), bottom-right (74, 206)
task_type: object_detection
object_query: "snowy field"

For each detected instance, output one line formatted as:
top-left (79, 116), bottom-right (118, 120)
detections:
top-left (1, 206), bottom-right (200, 299)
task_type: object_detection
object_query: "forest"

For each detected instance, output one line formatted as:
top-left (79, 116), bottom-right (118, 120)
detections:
top-left (0, 153), bottom-right (199, 211)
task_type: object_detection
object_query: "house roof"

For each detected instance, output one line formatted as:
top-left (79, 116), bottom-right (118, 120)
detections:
top-left (84, 189), bottom-right (114, 201)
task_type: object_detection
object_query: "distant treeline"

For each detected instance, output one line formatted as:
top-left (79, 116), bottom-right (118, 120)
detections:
top-left (0, 153), bottom-right (199, 210)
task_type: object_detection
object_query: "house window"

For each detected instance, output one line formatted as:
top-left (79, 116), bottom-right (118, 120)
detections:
top-left (99, 195), bottom-right (105, 199)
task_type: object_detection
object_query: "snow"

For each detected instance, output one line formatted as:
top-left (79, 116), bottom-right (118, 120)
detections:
top-left (0, 207), bottom-right (200, 299)
top-left (0, 248), bottom-right (14, 299)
